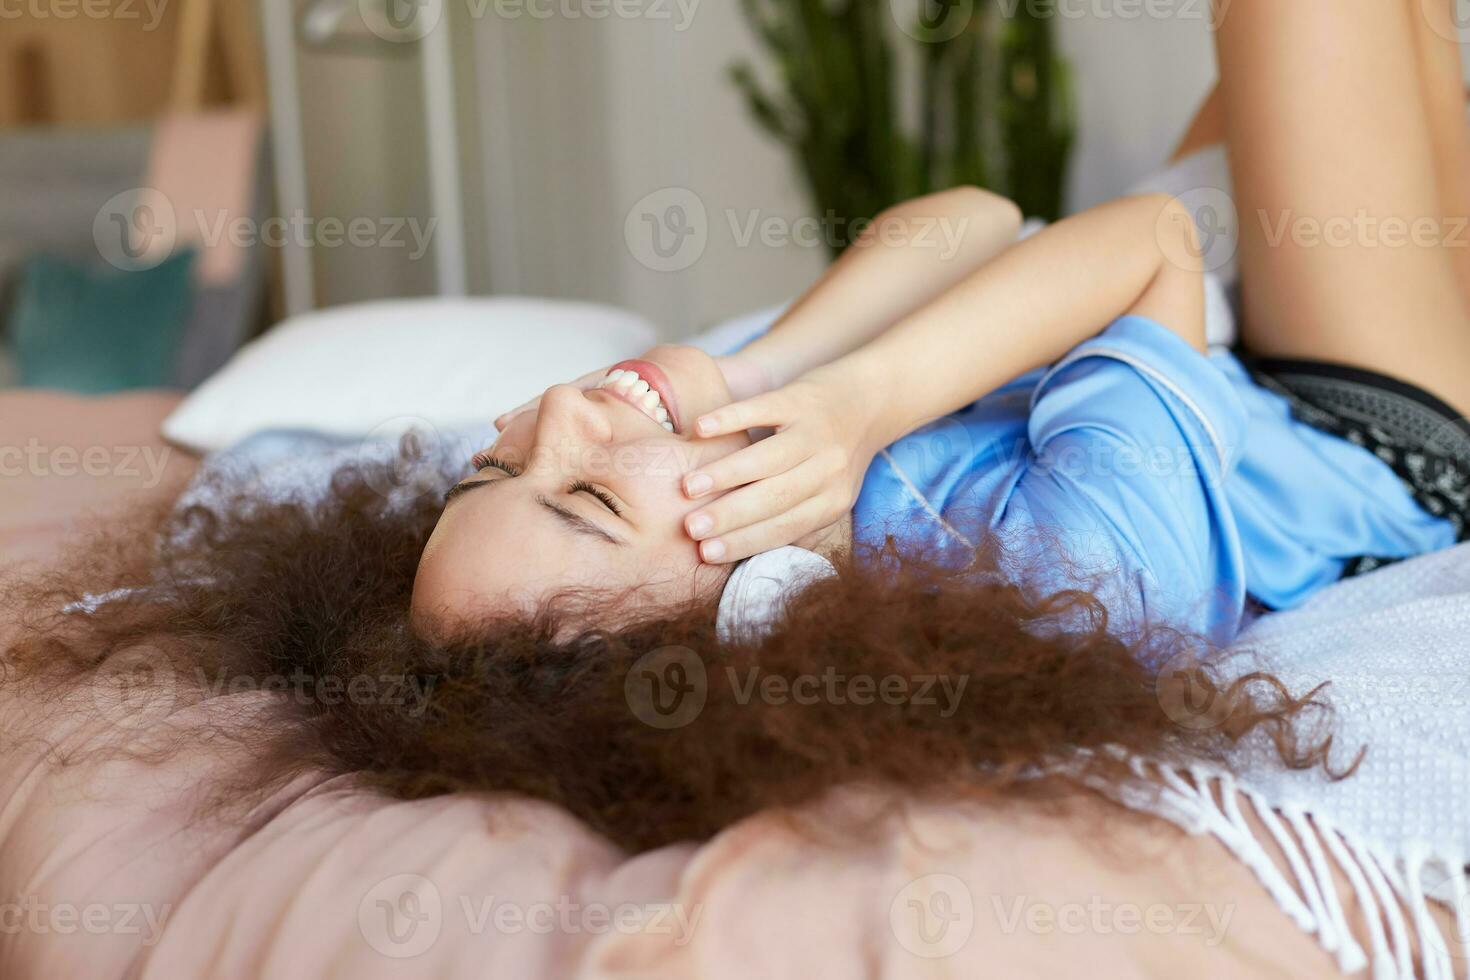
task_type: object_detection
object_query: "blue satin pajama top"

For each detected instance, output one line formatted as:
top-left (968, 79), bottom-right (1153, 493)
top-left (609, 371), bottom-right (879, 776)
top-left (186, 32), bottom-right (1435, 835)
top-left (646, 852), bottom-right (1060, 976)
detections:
top-left (849, 315), bottom-right (1455, 645)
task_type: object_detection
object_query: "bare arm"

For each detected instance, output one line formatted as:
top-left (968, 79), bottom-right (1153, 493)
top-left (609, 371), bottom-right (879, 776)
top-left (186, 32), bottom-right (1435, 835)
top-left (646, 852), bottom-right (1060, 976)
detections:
top-left (811, 192), bottom-right (1206, 451)
top-left (684, 192), bottom-right (1206, 563)
top-left (723, 187), bottom-right (1023, 394)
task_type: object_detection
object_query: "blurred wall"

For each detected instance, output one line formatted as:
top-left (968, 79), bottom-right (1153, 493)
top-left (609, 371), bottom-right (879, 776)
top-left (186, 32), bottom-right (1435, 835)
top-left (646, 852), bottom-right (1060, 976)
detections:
top-left (294, 43), bottom-right (435, 307)
top-left (291, 3), bottom-right (1218, 335)
top-left (1058, 10), bottom-right (1216, 208)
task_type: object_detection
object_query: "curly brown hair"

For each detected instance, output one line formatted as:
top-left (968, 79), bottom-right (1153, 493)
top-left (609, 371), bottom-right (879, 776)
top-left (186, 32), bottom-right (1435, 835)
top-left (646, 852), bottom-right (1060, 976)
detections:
top-left (2, 453), bottom-right (1349, 853)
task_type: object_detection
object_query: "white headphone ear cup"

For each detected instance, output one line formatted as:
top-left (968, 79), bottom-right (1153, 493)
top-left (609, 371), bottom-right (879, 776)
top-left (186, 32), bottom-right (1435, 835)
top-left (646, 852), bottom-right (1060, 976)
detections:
top-left (715, 546), bottom-right (838, 644)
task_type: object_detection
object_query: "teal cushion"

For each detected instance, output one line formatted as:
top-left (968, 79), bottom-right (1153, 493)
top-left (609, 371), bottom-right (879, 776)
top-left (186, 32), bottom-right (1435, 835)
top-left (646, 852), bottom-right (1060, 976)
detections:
top-left (8, 250), bottom-right (196, 394)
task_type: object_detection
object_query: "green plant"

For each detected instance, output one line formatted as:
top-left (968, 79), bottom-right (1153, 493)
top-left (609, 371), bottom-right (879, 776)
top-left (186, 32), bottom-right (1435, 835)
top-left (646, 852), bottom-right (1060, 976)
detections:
top-left (731, 0), bottom-right (1075, 254)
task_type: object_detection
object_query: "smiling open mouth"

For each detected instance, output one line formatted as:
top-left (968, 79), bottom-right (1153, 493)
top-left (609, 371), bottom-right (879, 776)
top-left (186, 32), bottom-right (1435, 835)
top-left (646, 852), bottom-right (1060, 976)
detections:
top-left (596, 360), bottom-right (681, 433)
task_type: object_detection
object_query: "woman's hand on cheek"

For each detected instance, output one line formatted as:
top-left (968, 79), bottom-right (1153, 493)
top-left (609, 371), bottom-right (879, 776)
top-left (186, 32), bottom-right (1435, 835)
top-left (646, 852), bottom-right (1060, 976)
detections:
top-left (680, 368), bottom-right (882, 564)
top-left (493, 365), bottom-right (611, 432)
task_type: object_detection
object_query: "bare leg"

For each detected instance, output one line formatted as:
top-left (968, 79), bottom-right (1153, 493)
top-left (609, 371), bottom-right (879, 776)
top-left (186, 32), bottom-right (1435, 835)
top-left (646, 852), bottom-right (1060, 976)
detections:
top-left (1214, 0), bottom-right (1470, 414)
top-left (1408, 0), bottom-right (1470, 303)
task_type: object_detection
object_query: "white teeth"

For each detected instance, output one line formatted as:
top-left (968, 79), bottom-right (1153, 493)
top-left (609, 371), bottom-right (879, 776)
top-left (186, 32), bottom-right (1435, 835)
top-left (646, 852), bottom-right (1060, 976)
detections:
top-left (598, 368), bottom-right (675, 433)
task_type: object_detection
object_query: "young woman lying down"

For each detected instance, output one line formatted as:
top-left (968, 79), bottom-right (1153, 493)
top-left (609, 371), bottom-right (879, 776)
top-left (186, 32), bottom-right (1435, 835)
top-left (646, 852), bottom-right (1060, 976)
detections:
top-left (5, 0), bottom-right (1470, 974)
top-left (417, 0), bottom-right (1470, 647)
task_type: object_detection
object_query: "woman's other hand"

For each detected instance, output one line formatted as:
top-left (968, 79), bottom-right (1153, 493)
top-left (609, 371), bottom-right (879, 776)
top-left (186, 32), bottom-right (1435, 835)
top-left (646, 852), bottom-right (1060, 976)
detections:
top-left (493, 366), bottom-right (610, 432)
top-left (713, 352), bottom-right (777, 404)
top-left (680, 367), bottom-right (884, 563)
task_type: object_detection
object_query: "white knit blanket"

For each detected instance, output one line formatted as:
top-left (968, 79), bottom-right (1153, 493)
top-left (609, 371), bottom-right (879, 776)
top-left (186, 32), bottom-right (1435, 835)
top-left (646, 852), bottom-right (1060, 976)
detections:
top-left (1131, 543), bottom-right (1470, 978)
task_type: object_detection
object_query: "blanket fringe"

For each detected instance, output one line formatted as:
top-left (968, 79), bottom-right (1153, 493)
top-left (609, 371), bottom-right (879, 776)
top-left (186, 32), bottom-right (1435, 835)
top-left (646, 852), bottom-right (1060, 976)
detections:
top-left (1128, 759), bottom-right (1467, 979)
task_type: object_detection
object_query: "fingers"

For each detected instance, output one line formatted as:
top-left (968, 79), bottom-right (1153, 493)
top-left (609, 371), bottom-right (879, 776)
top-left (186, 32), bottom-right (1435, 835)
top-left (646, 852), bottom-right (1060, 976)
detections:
top-left (693, 494), bottom-right (835, 564)
top-left (495, 366), bottom-right (609, 431)
top-left (685, 460), bottom-right (825, 542)
top-left (682, 433), bottom-right (804, 499)
top-left (494, 401), bottom-right (537, 432)
top-left (693, 390), bottom-right (790, 438)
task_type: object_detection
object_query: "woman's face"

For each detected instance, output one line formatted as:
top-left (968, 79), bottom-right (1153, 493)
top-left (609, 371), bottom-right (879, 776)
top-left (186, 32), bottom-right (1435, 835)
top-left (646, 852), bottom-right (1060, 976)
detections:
top-left (411, 345), bottom-right (750, 636)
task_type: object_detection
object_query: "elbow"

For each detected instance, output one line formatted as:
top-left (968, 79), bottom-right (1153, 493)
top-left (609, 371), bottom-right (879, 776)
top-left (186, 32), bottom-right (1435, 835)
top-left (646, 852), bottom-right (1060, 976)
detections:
top-left (1140, 193), bottom-right (1204, 270)
top-left (865, 186), bottom-right (1023, 248)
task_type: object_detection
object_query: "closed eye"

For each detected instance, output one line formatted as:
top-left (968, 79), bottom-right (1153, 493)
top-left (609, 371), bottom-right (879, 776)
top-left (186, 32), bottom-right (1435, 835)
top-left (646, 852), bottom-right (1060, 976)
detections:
top-left (570, 479), bottom-right (622, 516)
top-left (471, 452), bottom-right (520, 476)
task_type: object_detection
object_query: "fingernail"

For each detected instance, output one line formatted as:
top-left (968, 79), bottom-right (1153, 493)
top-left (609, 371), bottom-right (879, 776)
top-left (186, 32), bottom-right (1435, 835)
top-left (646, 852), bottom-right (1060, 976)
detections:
top-left (696, 416), bottom-right (716, 436)
top-left (700, 539), bottom-right (726, 562)
top-left (687, 514), bottom-right (713, 538)
top-left (684, 473), bottom-right (713, 497)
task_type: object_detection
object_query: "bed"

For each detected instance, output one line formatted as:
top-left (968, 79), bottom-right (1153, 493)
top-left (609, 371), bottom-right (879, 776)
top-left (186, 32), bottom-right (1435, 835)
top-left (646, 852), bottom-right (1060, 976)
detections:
top-left (3, 142), bottom-right (1468, 969)
top-left (0, 390), bottom-right (198, 563)
top-left (0, 387), bottom-right (1365, 979)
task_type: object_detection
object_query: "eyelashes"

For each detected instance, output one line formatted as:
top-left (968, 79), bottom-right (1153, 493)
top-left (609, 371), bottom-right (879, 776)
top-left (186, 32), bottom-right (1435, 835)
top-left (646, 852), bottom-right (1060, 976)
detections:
top-left (470, 453), bottom-right (622, 516)
top-left (569, 480), bottom-right (623, 517)
top-left (471, 452), bottom-right (521, 476)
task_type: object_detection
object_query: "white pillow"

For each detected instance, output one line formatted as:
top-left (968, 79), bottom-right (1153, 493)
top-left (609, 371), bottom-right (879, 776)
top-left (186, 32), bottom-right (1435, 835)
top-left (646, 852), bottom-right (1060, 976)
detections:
top-left (162, 297), bottom-right (658, 453)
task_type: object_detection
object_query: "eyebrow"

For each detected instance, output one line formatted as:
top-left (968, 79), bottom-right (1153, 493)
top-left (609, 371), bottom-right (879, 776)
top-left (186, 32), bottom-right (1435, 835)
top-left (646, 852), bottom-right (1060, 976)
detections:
top-left (443, 479), bottom-right (494, 505)
top-left (535, 494), bottom-right (628, 547)
top-left (442, 479), bottom-right (627, 547)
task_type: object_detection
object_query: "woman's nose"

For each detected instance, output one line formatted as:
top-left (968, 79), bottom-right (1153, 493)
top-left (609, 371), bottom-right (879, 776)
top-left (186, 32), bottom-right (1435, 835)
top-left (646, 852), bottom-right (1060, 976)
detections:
top-left (535, 384), bottom-right (615, 446)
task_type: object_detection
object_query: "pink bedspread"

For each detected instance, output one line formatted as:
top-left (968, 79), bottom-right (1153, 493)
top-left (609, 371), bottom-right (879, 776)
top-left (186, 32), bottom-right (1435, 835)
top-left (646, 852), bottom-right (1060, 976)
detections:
top-left (0, 393), bottom-right (1327, 978)
top-left (0, 390), bottom-right (198, 564)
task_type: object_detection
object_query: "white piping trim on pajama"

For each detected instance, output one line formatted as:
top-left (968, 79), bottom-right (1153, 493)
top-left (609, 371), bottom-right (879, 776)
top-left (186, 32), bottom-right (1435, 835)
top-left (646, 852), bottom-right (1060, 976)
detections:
top-left (1034, 346), bottom-right (1232, 474)
top-left (875, 448), bottom-right (977, 551)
